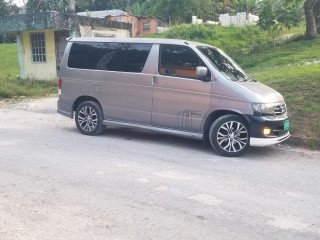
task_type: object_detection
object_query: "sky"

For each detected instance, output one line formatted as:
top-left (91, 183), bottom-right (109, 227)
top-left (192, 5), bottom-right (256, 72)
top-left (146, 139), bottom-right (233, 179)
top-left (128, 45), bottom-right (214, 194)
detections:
top-left (12, 0), bottom-right (25, 7)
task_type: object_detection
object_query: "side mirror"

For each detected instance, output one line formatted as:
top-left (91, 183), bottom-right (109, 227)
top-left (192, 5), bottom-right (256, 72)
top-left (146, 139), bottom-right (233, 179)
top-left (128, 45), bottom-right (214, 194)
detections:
top-left (196, 66), bottom-right (210, 81)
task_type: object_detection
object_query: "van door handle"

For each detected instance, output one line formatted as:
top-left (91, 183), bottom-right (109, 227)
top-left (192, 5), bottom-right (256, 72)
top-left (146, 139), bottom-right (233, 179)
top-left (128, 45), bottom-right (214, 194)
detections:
top-left (152, 76), bottom-right (158, 85)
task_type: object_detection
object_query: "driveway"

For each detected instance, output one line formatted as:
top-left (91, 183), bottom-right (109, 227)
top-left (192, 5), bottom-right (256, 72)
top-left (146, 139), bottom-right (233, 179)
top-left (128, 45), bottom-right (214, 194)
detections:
top-left (0, 97), bottom-right (319, 240)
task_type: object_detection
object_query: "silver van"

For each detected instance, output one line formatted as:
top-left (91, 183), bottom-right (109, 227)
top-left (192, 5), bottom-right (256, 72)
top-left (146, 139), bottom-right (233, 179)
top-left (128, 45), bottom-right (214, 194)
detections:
top-left (57, 38), bottom-right (290, 157)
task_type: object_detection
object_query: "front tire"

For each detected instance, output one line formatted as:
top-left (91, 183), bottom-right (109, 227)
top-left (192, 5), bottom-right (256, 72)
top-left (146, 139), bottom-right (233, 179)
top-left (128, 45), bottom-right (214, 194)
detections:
top-left (209, 115), bottom-right (249, 157)
top-left (75, 101), bottom-right (104, 135)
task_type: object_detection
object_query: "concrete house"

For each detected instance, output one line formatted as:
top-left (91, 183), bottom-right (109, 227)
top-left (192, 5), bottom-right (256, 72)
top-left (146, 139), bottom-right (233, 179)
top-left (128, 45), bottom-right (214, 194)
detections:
top-left (77, 10), bottom-right (167, 38)
top-left (0, 11), bottom-right (131, 80)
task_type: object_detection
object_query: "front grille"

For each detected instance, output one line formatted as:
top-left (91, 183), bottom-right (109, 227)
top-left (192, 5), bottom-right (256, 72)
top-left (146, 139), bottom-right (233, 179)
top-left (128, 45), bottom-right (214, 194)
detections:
top-left (274, 104), bottom-right (287, 116)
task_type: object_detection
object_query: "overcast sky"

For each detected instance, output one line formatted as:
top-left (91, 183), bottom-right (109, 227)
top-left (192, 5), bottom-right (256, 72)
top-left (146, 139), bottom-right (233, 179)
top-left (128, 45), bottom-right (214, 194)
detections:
top-left (12, 0), bottom-right (25, 7)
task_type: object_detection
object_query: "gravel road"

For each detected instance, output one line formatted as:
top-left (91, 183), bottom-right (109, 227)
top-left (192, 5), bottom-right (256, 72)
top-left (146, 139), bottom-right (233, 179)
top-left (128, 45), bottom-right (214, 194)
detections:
top-left (0, 96), bottom-right (319, 240)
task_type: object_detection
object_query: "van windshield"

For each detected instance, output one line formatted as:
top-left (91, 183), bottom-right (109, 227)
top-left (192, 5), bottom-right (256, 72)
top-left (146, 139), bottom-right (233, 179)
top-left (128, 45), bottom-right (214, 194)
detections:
top-left (197, 46), bottom-right (251, 82)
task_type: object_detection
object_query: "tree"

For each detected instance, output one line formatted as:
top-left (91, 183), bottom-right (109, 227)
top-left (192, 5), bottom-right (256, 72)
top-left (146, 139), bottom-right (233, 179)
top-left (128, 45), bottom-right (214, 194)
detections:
top-left (0, 0), bottom-right (10, 16)
top-left (0, 0), bottom-right (19, 16)
top-left (26, 0), bottom-right (70, 13)
top-left (304, 0), bottom-right (319, 38)
top-left (213, 0), bottom-right (236, 15)
top-left (278, 0), bottom-right (303, 30)
top-left (152, 0), bottom-right (193, 25)
top-left (234, 0), bottom-right (259, 15)
top-left (258, 0), bottom-right (303, 30)
top-left (191, 0), bottom-right (214, 21)
top-left (131, 1), bottom-right (142, 15)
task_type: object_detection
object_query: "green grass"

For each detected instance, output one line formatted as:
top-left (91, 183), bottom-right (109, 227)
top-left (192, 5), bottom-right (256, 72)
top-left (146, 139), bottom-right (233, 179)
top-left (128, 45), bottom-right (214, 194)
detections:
top-left (248, 64), bottom-right (320, 140)
top-left (241, 39), bottom-right (320, 141)
top-left (148, 24), bottom-right (305, 60)
top-left (238, 38), bottom-right (320, 69)
top-left (0, 77), bottom-right (57, 99)
top-left (0, 43), bottom-right (57, 99)
top-left (0, 43), bottom-right (19, 78)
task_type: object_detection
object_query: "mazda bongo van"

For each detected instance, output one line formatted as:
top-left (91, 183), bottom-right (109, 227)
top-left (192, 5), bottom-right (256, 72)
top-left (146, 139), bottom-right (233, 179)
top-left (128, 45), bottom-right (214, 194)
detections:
top-left (57, 38), bottom-right (290, 157)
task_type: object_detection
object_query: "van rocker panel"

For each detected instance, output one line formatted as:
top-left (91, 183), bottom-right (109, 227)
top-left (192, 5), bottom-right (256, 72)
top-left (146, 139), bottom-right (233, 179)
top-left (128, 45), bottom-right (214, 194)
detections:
top-left (103, 120), bottom-right (203, 140)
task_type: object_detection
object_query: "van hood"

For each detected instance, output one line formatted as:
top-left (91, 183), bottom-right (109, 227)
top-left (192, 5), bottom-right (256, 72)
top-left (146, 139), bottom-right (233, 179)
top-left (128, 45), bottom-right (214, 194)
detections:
top-left (235, 81), bottom-right (284, 103)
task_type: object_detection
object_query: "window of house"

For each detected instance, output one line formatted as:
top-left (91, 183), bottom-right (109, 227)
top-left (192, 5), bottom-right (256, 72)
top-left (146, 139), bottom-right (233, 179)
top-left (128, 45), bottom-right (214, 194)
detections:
top-left (30, 32), bottom-right (46, 63)
top-left (143, 22), bottom-right (150, 32)
top-left (159, 45), bottom-right (207, 79)
top-left (68, 42), bottom-right (152, 73)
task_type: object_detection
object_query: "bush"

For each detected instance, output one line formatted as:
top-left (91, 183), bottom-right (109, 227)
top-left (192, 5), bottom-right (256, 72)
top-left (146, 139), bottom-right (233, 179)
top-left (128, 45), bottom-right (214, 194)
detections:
top-left (161, 23), bottom-right (217, 41)
top-left (151, 24), bottom-right (275, 60)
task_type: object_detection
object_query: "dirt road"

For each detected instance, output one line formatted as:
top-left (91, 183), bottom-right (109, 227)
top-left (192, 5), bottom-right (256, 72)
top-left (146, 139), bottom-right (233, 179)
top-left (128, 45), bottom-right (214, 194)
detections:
top-left (0, 97), bottom-right (319, 240)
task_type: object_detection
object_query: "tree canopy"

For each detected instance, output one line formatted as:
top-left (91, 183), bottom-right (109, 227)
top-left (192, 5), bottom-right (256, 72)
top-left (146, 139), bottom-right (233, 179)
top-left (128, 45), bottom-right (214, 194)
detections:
top-left (0, 0), bottom-right (318, 39)
top-left (0, 0), bottom-right (19, 16)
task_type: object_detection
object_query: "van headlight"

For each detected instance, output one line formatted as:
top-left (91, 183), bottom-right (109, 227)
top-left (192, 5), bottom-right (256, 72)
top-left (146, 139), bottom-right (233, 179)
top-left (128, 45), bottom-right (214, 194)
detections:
top-left (252, 103), bottom-right (274, 116)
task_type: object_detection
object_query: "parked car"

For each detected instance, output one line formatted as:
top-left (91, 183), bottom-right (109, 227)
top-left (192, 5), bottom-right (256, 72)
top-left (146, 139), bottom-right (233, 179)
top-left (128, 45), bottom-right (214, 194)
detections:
top-left (57, 38), bottom-right (290, 157)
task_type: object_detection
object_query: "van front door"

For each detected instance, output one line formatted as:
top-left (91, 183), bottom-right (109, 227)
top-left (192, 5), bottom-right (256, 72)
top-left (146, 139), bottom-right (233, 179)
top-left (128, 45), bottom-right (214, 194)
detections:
top-left (152, 44), bottom-right (211, 133)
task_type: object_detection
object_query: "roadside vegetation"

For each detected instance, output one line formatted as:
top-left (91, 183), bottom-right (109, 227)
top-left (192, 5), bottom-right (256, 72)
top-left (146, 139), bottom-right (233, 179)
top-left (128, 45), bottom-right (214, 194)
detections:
top-left (0, 44), bottom-right (57, 99)
top-left (152, 24), bottom-right (320, 149)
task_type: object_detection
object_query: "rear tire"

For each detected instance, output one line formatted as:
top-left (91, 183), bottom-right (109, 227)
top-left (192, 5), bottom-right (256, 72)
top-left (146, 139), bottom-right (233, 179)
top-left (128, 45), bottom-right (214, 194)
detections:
top-left (209, 115), bottom-right (249, 157)
top-left (75, 101), bottom-right (104, 135)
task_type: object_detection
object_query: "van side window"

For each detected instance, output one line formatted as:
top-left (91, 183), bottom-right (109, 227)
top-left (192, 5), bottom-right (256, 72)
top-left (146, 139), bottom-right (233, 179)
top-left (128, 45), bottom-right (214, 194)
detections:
top-left (159, 45), bottom-right (206, 79)
top-left (68, 42), bottom-right (152, 73)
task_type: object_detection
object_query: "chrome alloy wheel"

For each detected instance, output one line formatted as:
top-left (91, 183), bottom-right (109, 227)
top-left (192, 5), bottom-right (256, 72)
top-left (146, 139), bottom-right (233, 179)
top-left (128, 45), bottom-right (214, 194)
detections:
top-left (216, 121), bottom-right (249, 153)
top-left (77, 106), bottom-right (98, 132)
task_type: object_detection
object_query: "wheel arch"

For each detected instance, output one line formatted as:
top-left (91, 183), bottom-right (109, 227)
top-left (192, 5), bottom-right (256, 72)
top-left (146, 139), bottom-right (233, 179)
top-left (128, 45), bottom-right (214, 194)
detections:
top-left (203, 110), bottom-right (250, 138)
top-left (73, 96), bottom-right (103, 113)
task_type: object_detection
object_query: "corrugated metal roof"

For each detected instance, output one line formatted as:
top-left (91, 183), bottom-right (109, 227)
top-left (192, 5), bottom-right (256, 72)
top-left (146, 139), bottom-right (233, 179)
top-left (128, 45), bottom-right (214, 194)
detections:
top-left (77, 9), bottom-right (128, 18)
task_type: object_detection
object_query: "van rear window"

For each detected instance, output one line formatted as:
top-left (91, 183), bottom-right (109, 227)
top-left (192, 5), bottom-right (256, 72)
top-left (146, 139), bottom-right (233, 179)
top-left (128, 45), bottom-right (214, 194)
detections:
top-left (68, 42), bottom-right (152, 73)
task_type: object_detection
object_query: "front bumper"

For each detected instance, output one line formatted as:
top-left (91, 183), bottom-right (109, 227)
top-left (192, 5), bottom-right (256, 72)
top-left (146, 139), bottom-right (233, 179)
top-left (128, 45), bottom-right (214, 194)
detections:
top-left (246, 115), bottom-right (290, 147)
top-left (250, 131), bottom-right (290, 147)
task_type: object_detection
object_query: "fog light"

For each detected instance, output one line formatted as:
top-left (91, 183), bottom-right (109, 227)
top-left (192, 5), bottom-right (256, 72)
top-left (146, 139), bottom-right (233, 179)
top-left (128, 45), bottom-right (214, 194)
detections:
top-left (263, 128), bottom-right (272, 136)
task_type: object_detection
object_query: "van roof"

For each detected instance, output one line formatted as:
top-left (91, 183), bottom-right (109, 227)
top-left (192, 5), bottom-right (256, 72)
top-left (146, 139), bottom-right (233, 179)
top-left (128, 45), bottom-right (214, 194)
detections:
top-left (68, 37), bottom-right (212, 47)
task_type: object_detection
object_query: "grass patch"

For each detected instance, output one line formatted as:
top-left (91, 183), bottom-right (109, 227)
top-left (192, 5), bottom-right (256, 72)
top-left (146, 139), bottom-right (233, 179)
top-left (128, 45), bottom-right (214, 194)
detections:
top-left (0, 43), bottom-right (19, 78)
top-left (0, 77), bottom-right (57, 99)
top-left (148, 24), bottom-right (305, 60)
top-left (237, 38), bottom-right (320, 69)
top-left (0, 43), bottom-right (57, 99)
top-left (242, 39), bottom-right (320, 141)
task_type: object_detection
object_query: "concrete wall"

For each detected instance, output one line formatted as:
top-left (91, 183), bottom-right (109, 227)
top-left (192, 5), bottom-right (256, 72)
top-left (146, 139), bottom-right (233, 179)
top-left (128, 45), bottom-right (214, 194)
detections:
top-left (138, 18), bottom-right (158, 36)
top-left (106, 15), bottom-right (158, 37)
top-left (107, 15), bottom-right (139, 37)
top-left (19, 29), bottom-right (57, 80)
top-left (79, 25), bottom-right (130, 38)
top-left (219, 12), bottom-right (259, 27)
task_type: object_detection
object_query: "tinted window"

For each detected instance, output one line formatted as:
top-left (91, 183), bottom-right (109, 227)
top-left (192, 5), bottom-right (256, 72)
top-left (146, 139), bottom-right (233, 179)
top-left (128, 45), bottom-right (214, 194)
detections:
top-left (159, 45), bottom-right (205, 79)
top-left (68, 42), bottom-right (152, 73)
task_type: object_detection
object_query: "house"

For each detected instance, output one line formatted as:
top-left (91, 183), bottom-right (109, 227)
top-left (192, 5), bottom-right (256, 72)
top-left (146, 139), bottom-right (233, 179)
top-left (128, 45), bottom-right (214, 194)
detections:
top-left (77, 10), bottom-right (167, 37)
top-left (0, 11), bottom-right (131, 80)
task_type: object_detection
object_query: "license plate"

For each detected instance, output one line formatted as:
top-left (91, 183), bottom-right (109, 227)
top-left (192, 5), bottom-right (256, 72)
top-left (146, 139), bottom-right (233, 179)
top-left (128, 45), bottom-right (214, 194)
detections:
top-left (284, 120), bottom-right (290, 131)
